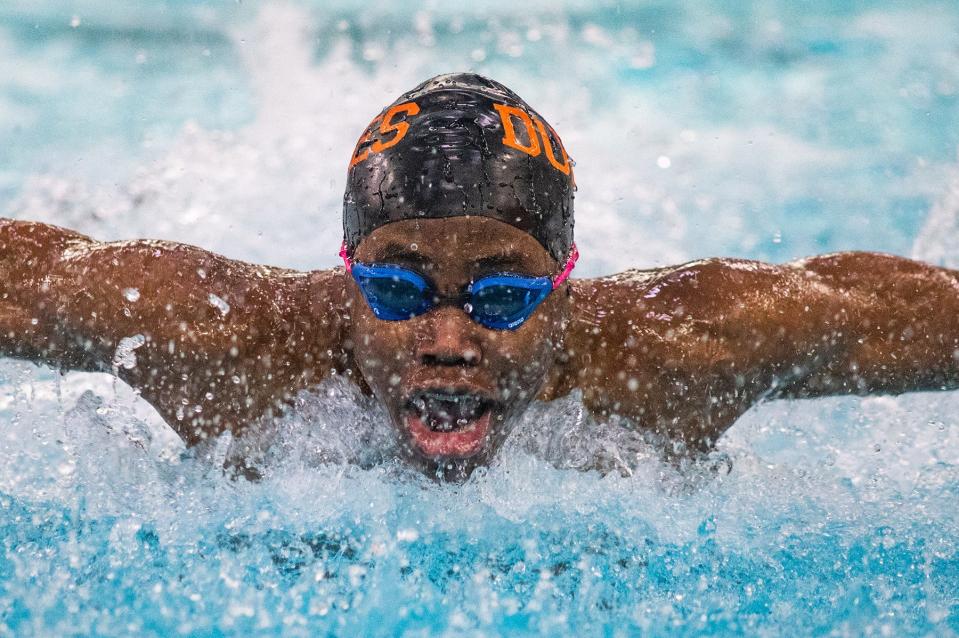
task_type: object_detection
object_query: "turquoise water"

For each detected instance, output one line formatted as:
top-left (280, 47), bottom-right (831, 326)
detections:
top-left (2, 1), bottom-right (959, 636)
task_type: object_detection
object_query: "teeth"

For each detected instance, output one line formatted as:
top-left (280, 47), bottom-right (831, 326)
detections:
top-left (410, 391), bottom-right (489, 432)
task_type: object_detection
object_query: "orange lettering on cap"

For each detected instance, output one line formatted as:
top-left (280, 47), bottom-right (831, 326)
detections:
top-left (534, 117), bottom-right (572, 177)
top-left (493, 103), bottom-right (541, 157)
top-left (371, 101), bottom-right (420, 153)
top-left (349, 114), bottom-right (382, 168)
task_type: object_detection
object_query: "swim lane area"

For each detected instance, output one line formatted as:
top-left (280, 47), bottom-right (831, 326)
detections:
top-left (1, 2), bottom-right (959, 635)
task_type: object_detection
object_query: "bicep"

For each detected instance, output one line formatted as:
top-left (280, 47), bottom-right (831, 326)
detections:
top-left (610, 259), bottom-right (857, 402)
top-left (775, 253), bottom-right (959, 397)
top-left (571, 261), bottom-right (846, 445)
top-left (39, 241), bottom-right (246, 370)
top-left (47, 241), bottom-right (314, 442)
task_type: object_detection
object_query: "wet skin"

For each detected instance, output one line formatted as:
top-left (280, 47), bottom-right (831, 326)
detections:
top-left (2, 216), bottom-right (959, 477)
top-left (348, 219), bottom-right (570, 477)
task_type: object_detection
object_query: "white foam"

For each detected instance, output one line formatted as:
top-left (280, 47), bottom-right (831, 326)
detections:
top-left (913, 163), bottom-right (959, 268)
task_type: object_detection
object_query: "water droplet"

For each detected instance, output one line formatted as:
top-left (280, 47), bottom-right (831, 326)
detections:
top-left (70, 15), bottom-right (80, 28)
top-left (208, 293), bottom-right (230, 316)
top-left (112, 334), bottom-right (145, 370)
top-left (122, 287), bottom-right (140, 302)
top-left (396, 528), bottom-right (419, 542)
top-left (656, 155), bottom-right (671, 169)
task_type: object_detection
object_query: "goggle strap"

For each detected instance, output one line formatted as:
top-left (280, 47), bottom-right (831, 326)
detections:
top-left (551, 243), bottom-right (579, 289)
top-left (339, 240), bottom-right (352, 273)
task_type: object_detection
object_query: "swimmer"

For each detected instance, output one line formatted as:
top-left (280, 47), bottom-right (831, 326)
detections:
top-left (2, 73), bottom-right (958, 479)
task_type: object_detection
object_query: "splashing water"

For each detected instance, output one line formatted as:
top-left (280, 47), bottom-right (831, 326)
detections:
top-left (2, 2), bottom-right (959, 636)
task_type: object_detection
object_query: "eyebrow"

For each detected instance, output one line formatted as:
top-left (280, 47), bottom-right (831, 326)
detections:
top-left (371, 242), bottom-right (538, 275)
top-left (373, 243), bottom-right (433, 267)
top-left (474, 253), bottom-right (530, 272)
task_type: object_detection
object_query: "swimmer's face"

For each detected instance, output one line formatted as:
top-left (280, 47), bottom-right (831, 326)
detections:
top-left (347, 217), bottom-right (570, 479)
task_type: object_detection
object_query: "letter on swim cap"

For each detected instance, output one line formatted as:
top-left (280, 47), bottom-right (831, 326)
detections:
top-left (493, 103), bottom-right (541, 158)
top-left (534, 118), bottom-right (572, 176)
top-left (349, 114), bottom-right (381, 167)
top-left (350, 101), bottom-right (421, 167)
top-left (370, 102), bottom-right (420, 154)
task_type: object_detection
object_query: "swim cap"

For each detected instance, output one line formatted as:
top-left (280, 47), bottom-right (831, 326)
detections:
top-left (343, 73), bottom-right (575, 262)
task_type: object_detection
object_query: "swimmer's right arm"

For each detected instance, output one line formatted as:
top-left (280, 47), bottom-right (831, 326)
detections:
top-left (0, 218), bottom-right (347, 446)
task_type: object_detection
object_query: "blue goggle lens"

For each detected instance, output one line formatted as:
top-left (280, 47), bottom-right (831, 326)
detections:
top-left (351, 265), bottom-right (552, 330)
top-left (354, 267), bottom-right (431, 320)
top-left (469, 276), bottom-right (552, 330)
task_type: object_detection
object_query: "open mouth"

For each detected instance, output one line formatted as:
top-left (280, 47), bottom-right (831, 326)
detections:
top-left (402, 390), bottom-right (495, 458)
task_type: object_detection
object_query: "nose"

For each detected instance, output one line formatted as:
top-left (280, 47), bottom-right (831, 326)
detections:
top-left (416, 307), bottom-right (482, 367)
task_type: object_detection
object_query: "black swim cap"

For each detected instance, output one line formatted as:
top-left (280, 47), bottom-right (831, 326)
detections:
top-left (342, 73), bottom-right (575, 262)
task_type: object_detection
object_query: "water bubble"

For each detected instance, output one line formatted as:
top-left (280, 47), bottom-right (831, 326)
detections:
top-left (112, 334), bottom-right (146, 370)
top-left (396, 529), bottom-right (419, 542)
top-left (208, 293), bottom-right (230, 316)
top-left (929, 419), bottom-right (947, 431)
top-left (122, 287), bottom-right (140, 302)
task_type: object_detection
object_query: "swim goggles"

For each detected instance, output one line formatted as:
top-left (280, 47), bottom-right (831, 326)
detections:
top-left (340, 241), bottom-right (578, 330)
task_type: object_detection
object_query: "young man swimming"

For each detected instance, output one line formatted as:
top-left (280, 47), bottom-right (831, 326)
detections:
top-left (2, 73), bottom-right (958, 479)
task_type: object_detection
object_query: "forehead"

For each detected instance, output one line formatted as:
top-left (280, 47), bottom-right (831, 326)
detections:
top-left (354, 217), bottom-right (555, 272)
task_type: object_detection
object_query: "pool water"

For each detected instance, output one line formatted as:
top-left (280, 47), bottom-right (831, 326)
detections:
top-left (2, 1), bottom-right (959, 636)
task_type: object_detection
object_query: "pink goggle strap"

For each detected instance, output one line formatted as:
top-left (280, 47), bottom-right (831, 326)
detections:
top-left (552, 243), bottom-right (579, 289)
top-left (339, 240), bottom-right (352, 273)
top-left (340, 240), bottom-right (578, 286)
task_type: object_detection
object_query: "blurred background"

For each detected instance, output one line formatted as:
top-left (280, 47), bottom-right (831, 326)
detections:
top-left (3, 0), bottom-right (958, 276)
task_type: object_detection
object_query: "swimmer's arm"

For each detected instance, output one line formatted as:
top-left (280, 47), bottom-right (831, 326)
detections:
top-left (0, 220), bottom-right (101, 368)
top-left (568, 253), bottom-right (958, 450)
top-left (771, 252), bottom-right (959, 398)
top-left (0, 218), bottom-right (346, 445)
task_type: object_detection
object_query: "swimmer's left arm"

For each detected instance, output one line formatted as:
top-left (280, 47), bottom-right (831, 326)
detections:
top-left (567, 252), bottom-right (959, 450)
top-left (771, 252), bottom-right (959, 398)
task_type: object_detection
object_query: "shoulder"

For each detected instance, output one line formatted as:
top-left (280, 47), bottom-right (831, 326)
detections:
top-left (563, 257), bottom-right (814, 370)
top-left (570, 258), bottom-right (790, 316)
